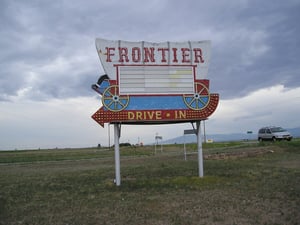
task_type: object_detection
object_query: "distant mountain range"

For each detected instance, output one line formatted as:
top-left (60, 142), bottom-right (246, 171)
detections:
top-left (161, 127), bottom-right (300, 144)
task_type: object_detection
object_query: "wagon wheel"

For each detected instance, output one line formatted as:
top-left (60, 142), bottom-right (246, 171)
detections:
top-left (183, 82), bottom-right (210, 110)
top-left (102, 85), bottom-right (129, 112)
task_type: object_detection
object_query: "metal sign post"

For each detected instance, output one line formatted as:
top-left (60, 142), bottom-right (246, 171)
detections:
top-left (196, 121), bottom-right (204, 177)
top-left (183, 123), bottom-right (203, 176)
top-left (114, 123), bottom-right (121, 186)
top-left (183, 136), bottom-right (187, 161)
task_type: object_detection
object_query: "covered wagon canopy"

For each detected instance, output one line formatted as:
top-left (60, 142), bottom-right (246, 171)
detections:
top-left (95, 38), bottom-right (211, 82)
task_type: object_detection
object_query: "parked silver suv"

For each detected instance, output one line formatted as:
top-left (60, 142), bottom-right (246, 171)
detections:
top-left (258, 126), bottom-right (292, 141)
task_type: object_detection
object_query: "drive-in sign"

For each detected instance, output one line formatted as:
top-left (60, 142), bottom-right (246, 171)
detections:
top-left (91, 38), bottom-right (219, 126)
top-left (91, 38), bottom-right (219, 186)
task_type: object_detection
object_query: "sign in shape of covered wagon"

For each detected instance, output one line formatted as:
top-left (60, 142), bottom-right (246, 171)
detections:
top-left (92, 38), bottom-right (219, 126)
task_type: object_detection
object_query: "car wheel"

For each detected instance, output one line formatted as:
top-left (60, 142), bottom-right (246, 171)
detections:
top-left (272, 137), bottom-right (277, 142)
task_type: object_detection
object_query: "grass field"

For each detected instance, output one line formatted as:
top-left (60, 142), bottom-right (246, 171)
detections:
top-left (0, 140), bottom-right (299, 225)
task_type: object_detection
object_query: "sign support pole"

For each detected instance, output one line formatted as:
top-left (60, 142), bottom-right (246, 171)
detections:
top-left (114, 123), bottom-right (121, 186)
top-left (196, 121), bottom-right (204, 177)
top-left (183, 135), bottom-right (187, 161)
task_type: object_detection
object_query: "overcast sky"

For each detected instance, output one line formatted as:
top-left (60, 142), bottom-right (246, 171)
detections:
top-left (1, 0), bottom-right (300, 150)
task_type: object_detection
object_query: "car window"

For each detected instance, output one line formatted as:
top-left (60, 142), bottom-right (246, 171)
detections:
top-left (270, 127), bottom-right (286, 133)
top-left (266, 129), bottom-right (271, 134)
top-left (259, 128), bottom-right (265, 133)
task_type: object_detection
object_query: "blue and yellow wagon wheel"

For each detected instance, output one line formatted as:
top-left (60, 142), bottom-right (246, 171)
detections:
top-left (183, 82), bottom-right (210, 110)
top-left (102, 85), bottom-right (129, 112)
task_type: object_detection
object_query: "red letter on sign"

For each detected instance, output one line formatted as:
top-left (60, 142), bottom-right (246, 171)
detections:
top-left (193, 48), bottom-right (204, 63)
top-left (118, 47), bottom-right (129, 63)
top-left (172, 48), bottom-right (178, 63)
top-left (181, 48), bottom-right (191, 63)
top-left (144, 47), bottom-right (155, 62)
top-left (106, 47), bottom-right (115, 62)
top-left (132, 47), bottom-right (141, 62)
top-left (158, 48), bottom-right (169, 63)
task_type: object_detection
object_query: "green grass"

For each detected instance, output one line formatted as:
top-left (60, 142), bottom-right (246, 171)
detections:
top-left (0, 146), bottom-right (154, 164)
top-left (0, 140), bottom-right (299, 224)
